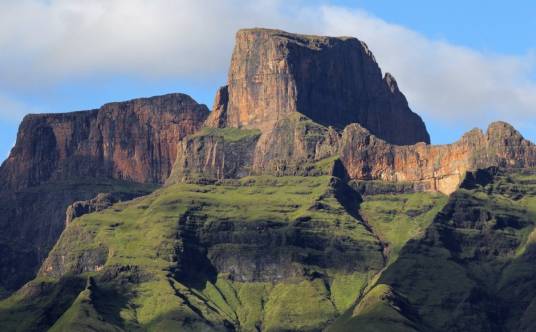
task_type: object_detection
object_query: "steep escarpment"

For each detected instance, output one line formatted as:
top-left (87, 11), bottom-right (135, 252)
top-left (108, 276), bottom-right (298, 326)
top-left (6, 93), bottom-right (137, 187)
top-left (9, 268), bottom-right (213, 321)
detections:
top-left (0, 93), bottom-right (209, 295)
top-left (333, 169), bottom-right (536, 331)
top-left (216, 28), bottom-right (430, 145)
top-left (2, 175), bottom-right (387, 331)
top-left (170, 28), bottom-right (534, 194)
top-left (172, 115), bottom-right (535, 195)
top-left (0, 26), bottom-right (535, 332)
top-left (339, 121), bottom-right (536, 194)
top-left (1, 93), bottom-right (209, 190)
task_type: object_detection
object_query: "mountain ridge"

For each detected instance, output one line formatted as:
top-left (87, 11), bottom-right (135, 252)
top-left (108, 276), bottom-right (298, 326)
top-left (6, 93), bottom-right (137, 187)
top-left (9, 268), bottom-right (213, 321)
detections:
top-left (0, 28), bottom-right (535, 332)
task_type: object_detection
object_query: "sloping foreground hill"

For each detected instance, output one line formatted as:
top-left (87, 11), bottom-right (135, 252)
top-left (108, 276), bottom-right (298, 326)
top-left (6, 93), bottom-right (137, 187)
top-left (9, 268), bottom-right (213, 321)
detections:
top-left (331, 168), bottom-right (536, 331)
top-left (0, 166), bottom-right (446, 331)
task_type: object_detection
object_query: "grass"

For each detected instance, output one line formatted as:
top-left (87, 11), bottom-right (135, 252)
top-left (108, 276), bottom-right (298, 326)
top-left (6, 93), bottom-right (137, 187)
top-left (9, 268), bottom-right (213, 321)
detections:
top-left (340, 169), bottom-right (536, 331)
top-left (0, 175), bottom-right (384, 331)
top-left (9, 169), bottom-right (532, 331)
top-left (191, 127), bottom-right (261, 142)
top-left (360, 192), bottom-right (447, 266)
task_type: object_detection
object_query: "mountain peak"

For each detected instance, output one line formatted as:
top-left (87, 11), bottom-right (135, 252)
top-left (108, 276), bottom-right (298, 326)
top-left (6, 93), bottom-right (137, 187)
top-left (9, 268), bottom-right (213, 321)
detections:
top-left (222, 28), bottom-right (430, 145)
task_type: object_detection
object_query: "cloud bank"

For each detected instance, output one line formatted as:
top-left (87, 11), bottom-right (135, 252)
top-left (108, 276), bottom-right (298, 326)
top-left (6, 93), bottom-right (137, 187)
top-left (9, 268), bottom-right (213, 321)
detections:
top-left (0, 0), bottom-right (534, 140)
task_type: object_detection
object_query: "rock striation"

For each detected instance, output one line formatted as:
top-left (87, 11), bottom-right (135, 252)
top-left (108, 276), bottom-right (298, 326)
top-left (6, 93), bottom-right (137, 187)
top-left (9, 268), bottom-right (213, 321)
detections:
top-left (0, 93), bottom-right (209, 295)
top-left (171, 116), bottom-right (535, 195)
top-left (170, 28), bottom-right (534, 194)
top-left (339, 121), bottom-right (536, 194)
top-left (1, 93), bottom-right (209, 190)
top-left (215, 28), bottom-right (430, 145)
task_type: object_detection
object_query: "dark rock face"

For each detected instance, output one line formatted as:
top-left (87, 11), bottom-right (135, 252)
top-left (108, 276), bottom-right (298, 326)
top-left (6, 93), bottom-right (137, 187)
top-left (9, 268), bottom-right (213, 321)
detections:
top-left (370, 169), bottom-right (536, 331)
top-left (1, 93), bottom-right (209, 190)
top-left (223, 28), bottom-right (430, 145)
top-left (0, 93), bottom-right (209, 295)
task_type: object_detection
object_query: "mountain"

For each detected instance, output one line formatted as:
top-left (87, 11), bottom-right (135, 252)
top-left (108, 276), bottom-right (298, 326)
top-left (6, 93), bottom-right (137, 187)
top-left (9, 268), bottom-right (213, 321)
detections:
top-left (0, 94), bottom-right (209, 296)
top-left (213, 28), bottom-right (430, 145)
top-left (0, 28), bottom-right (534, 332)
top-left (330, 168), bottom-right (536, 332)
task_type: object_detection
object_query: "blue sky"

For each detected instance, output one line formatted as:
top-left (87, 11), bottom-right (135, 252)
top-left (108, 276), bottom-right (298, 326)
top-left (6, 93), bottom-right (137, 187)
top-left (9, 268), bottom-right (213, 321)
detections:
top-left (1, 0), bottom-right (535, 160)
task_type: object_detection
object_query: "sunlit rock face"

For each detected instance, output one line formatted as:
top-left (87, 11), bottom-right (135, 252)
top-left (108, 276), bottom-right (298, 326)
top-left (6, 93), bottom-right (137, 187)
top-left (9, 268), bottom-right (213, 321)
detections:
top-left (0, 93), bottom-right (209, 294)
top-left (0, 93), bottom-right (209, 190)
top-left (222, 28), bottom-right (430, 145)
top-left (339, 121), bottom-right (536, 195)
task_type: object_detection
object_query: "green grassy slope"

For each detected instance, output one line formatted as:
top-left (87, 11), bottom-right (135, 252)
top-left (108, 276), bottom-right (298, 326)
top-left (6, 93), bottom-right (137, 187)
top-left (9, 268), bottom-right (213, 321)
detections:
top-left (333, 168), bottom-right (536, 332)
top-left (0, 174), bottom-right (390, 331)
top-left (7, 167), bottom-right (517, 331)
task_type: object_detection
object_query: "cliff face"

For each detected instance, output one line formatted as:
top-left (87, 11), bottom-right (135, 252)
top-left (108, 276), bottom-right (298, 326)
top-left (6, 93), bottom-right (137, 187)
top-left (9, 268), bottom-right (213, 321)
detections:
top-left (172, 113), bottom-right (535, 195)
top-left (0, 93), bottom-right (209, 295)
top-left (1, 93), bottom-right (209, 191)
top-left (221, 28), bottom-right (430, 145)
top-left (340, 121), bottom-right (536, 194)
top-left (169, 28), bottom-right (533, 193)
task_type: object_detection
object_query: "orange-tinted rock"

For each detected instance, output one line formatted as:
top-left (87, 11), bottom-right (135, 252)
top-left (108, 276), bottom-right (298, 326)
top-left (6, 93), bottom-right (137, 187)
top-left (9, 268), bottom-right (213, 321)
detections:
top-left (0, 93), bottom-right (209, 294)
top-left (1, 93), bottom-right (209, 190)
top-left (223, 28), bottom-right (430, 145)
top-left (339, 121), bottom-right (536, 194)
top-left (204, 85), bottom-right (228, 128)
top-left (171, 113), bottom-right (535, 196)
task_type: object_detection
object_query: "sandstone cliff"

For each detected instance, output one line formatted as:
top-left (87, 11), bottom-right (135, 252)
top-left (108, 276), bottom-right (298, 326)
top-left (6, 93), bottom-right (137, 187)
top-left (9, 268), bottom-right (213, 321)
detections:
top-left (171, 115), bottom-right (535, 195)
top-left (217, 28), bottom-right (430, 145)
top-left (170, 29), bottom-right (534, 195)
top-left (339, 121), bottom-right (536, 194)
top-left (1, 93), bottom-right (209, 190)
top-left (0, 93), bottom-right (209, 295)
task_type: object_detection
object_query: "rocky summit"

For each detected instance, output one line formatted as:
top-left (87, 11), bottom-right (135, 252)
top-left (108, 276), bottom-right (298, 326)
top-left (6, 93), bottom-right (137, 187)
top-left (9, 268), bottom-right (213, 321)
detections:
top-left (0, 28), bottom-right (535, 332)
top-left (0, 93), bottom-right (208, 295)
top-left (210, 28), bottom-right (430, 145)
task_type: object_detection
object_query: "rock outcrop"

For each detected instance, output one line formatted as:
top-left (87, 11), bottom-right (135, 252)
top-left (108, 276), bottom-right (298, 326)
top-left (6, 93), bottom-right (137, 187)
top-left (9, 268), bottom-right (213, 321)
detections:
top-left (171, 114), bottom-right (535, 195)
top-left (170, 28), bottom-right (533, 193)
top-left (65, 192), bottom-right (146, 226)
top-left (339, 121), bottom-right (536, 194)
top-left (1, 93), bottom-right (209, 190)
top-left (0, 93), bottom-right (209, 295)
top-left (218, 28), bottom-right (430, 145)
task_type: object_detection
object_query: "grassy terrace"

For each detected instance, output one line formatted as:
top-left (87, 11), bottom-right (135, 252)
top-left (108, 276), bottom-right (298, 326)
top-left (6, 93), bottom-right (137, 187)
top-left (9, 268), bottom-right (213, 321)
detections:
top-left (0, 175), bottom-right (382, 331)
top-left (360, 192), bottom-right (448, 266)
top-left (190, 127), bottom-right (261, 142)
top-left (5, 170), bottom-right (503, 331)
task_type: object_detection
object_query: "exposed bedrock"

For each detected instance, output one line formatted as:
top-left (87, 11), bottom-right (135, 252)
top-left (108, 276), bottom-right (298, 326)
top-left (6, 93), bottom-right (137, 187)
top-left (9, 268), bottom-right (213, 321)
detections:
top-left (215, 28), bottom-right (430, 145)
top-left (0, 93), bottom-right (209, 295)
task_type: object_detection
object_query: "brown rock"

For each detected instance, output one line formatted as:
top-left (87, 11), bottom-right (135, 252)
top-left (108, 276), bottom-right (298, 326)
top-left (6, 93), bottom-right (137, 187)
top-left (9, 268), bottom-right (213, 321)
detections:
top-left (339, 121), bottom-right (536, 194)
top-left (0, 93), bottom-right (209, 190)
top-left (167, 128), bottom-right (261, 183)
top-left (170, 115), bottom-right (535, 196)
top-left (0, 93), bottom-right (209, 294)
top-left (223, 28), bottom-right (430, 145)
top-left (204, 85), bottom-right (228, 128)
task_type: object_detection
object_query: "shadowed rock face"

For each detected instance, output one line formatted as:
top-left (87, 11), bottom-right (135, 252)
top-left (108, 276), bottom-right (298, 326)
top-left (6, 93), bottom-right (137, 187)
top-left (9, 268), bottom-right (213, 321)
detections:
top-left (222, 28), bottom-right (430, 145)
top-left (0, 93), bottom-right (209, 295)
top-left (0, 93), bottom-right (209, 191)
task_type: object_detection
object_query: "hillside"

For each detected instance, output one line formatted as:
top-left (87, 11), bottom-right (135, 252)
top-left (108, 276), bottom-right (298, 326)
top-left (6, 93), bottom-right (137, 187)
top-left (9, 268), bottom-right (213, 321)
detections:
top-left (0, 28), bottom-right (535, 332)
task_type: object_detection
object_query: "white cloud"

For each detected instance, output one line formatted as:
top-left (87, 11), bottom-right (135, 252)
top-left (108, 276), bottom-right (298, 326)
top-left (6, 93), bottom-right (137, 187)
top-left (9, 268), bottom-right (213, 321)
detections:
top-left (0, 0), bottom-right (534, 142)
top-left (317, 6), bottom-right (536, 129)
